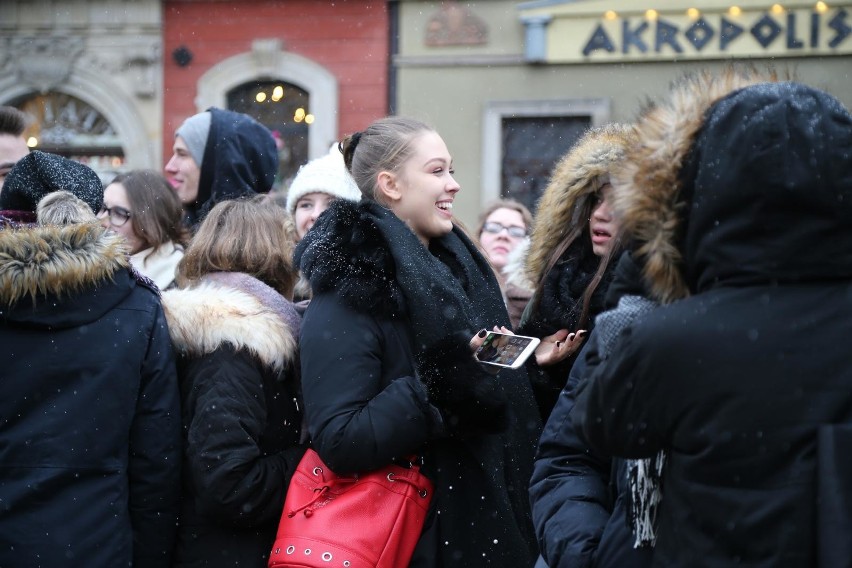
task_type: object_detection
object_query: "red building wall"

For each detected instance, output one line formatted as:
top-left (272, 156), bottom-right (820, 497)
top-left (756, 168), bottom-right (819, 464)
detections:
top-left (162, 0), bottom-right (389, 164)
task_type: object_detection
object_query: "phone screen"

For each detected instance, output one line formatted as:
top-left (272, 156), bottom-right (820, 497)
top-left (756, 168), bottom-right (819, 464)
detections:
top-left (475, 332), bottom-right (539, 368)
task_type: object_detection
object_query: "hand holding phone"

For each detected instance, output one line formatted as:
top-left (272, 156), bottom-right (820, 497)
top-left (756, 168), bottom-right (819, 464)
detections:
top-left (474, 331), bottom-right (541, 370)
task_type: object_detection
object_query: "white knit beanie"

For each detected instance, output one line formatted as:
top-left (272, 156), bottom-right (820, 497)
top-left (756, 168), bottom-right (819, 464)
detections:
top-left (286, 147), bottom-right (361, 214)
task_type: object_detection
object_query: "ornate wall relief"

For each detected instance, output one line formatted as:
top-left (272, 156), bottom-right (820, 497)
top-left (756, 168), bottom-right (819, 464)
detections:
top-left (425, 2), bottom-right (488, 47)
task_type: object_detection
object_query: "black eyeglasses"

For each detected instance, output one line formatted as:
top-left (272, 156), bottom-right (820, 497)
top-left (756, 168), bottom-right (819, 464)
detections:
top-left (98, 204), bottom-right (132, 227)
top-left (482, 221), bottom-right (526, 238)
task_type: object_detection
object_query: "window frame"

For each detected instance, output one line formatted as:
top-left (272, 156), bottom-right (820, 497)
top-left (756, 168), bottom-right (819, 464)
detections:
top-left (480, 98), bottom-right (611, 208)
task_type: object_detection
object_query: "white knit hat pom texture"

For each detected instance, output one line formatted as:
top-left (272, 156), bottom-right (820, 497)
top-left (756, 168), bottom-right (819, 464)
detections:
top-left (286, 147), bottom-right (361, 214)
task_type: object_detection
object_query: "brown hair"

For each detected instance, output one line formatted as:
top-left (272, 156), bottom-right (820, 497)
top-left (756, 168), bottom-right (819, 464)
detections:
top-left (110, 170), bottom-right (189, 252)
top-left (176, 198), bottom-right (298, 298)
top-left (36, 191), bottom-right (97, 226)
top-left (0, 106), bottom-right (28, 137)
top-left (475, 199), bottom-right (533, 242)
top-left (340, 117), bottom-right (433, 203)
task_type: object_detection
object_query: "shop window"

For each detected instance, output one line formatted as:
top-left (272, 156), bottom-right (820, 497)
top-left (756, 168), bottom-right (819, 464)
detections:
top-left (501, 116), bottom-right (590, 213)
top-left (227, 80), bottom-right (310, 189)
top-left (481, 99), bottom-right (610, 213)
top-left (13, 92), bottom-right (125, 184)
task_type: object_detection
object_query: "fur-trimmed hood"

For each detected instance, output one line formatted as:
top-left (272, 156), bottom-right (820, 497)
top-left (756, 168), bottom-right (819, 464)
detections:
top-left (615, 67), bottom-right (852, 303)
top-left (0, 222), bottom-right (129, 308)
top-left (295, 199), bottom-right (406, 319)
top-left (161, 277), bottom-right (299, 372)
top-left (525, 124), bottom-right (636, 288)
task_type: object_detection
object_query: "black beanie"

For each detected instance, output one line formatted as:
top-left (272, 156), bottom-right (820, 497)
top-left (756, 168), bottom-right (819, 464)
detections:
top-left (0, 151), bottom-right (103, 215)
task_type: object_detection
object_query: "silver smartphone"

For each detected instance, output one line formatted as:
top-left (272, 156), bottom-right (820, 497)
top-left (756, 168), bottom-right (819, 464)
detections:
top-left (474, 331), bottom-right (541, 370)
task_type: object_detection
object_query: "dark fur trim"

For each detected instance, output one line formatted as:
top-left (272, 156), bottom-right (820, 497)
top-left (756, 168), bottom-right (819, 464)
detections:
top-left (416, 335), bottom-right (508, 435)
top-left (297, 200), bottom-right (406, 318)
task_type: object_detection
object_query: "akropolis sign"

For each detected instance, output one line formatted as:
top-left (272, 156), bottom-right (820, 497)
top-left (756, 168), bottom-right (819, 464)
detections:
top-left (519, 1), bottom-right (851, 62)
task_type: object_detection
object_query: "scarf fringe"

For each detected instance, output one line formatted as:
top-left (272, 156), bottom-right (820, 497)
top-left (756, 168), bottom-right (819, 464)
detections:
top-left (628, 450), bottom-right (667, 548)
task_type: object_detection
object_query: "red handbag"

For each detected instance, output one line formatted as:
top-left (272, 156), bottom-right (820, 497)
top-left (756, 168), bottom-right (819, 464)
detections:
top-left (269, 448), bottom-right (433, 568)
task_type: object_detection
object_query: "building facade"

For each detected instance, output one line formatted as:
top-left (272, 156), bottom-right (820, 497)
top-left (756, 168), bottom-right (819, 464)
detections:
top-left (0, 0), bottom-right (164, 182)
top-left (163, 0), bottom-right (389, 187)
top-left (393, 0), bottom-right (852, 226)
top-left (0, 0), bottom-right (389, 187)
top-left (2, 0), bottom-right (849, 215)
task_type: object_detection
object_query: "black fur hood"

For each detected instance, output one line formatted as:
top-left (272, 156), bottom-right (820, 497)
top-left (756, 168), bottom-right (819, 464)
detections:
top-left (295, 198), bottom-right (406, 319)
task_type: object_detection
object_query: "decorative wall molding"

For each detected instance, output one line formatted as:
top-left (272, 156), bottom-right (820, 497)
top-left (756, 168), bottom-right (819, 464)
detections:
top-left (425, 2), bottom-right (488, 46)
top-left (0, 66), bottom-right (155, 169)
top-left (0, 0), bottom-right (163, 169)
top-left (10, 36), bottom-right (84, 93)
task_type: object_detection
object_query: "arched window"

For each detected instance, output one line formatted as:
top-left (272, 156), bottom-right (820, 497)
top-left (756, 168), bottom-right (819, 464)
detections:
top-left (195, 40), bottom-right (338, 172)
top-left (13, 92), bottom-right (126, 183)
top-left (227, 80), bottom-right (311, 187)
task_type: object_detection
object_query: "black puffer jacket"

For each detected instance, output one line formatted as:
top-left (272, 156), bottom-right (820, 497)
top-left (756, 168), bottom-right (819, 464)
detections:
top-left (530, 253), bottom-right (654, 568)
top-left (162, 274), bottom-right (305, 568)
top-left (574, 72), bottom-right (852, 566)
top-left (295, 199), bottom-right (542, 567)
top-left (0, 222), bottom-right (180, 567)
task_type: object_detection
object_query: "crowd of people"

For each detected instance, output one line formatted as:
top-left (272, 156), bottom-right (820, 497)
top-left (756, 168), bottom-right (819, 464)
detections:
top-left (1, 65), bottom-right (851, 567)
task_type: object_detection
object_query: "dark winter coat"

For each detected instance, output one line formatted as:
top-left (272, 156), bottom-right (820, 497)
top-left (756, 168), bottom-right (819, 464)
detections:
top-left (0, 222), bottom-right (181, 567)
top-left (162, 274), bottom-right (306, 568)
top-left (529, 253), bottom-right (654, 568)
top-left (573, 71), bottom-right (852, 566)
top-left (186, 108), bottom-right (278, 226)
top-left (517, 124), bottom-right (635, 420)
top-left (295, 199), bottom-right (542, 567)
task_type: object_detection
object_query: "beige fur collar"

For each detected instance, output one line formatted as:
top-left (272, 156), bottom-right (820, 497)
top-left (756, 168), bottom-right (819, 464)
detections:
top-left (161, 282), bottom-right (297, 371)
top-left (525, 123), bottom-right (636, 288)
top-left (614, 67), bottom-right (782, 304)
top-left (0, 222), bottom-right (128, 306)
top-left (503, 238), bottom-right (533, 292)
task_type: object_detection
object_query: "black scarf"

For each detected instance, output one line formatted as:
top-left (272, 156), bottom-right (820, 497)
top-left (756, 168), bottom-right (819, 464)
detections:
top-left (298, 199), bottom-right (508, 345)
top-left (528, 236), bottom-right (612, 337)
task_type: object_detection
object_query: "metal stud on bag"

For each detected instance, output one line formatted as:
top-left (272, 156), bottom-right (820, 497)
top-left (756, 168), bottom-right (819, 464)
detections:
top-left (387, 472), bottom-right (430, 498)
